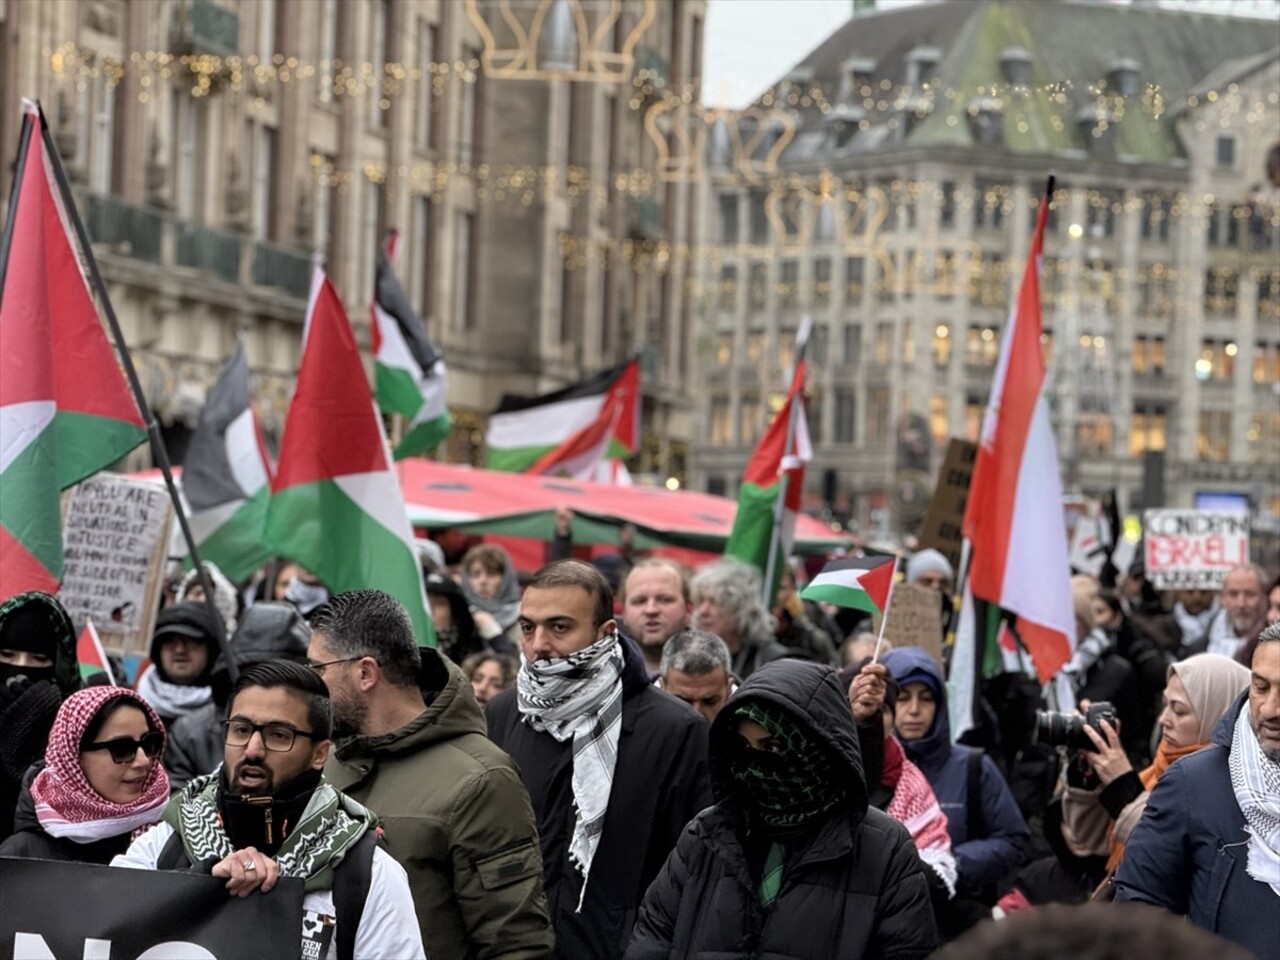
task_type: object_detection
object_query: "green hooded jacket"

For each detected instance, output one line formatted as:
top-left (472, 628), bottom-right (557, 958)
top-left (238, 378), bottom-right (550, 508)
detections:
top-left (326, 648), bottom-right (553, 960)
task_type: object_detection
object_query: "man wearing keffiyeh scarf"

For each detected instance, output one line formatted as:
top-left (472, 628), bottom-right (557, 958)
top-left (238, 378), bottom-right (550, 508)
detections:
top-left (488, 559), bottom-right (711, 960)
top-left (1115, 622), bottom-right (1280, 960)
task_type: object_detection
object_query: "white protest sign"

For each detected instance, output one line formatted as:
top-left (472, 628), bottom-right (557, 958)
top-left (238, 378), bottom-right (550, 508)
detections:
top-left (1144, 509), bottom-right (1250, 590)
top-left (59, 473), bottom-right (173, 657)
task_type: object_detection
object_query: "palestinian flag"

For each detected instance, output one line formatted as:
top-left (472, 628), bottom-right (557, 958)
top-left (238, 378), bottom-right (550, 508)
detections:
top-left (0, 102), bottom-right (146, 601)
top-left (485, 359), bottom-right (639, 475)
top-left (372, 234), bottom-right (450, 459)
top-left (725, 343), bottom-right (812, 600)
top-left (76, 619), bottom-right (115, 685)
top-left (178, 341), bottom-right (274, 582)
top-left (265, 268), bottom-right (434, 646)
top-left (801, 556), bottom-right (896, 616)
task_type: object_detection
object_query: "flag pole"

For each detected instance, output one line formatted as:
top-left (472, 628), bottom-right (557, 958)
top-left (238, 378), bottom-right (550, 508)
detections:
top-left (34, 104), bottom-right (239, 681)
top-left (871, 556), bottom-right (900, 663)
top-left (760, 316), bottom-right (812, 605)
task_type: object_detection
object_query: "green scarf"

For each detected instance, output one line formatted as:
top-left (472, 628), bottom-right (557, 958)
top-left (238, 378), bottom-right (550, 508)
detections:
top-left (164, 767), bottom-right (376, 892)
top-left (729, 701), bottom-right (846, 838)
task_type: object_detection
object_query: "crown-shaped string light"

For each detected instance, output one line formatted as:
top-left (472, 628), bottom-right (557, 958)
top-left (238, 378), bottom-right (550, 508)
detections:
top-left (464, 0), bottom-right (655, 82)
top-left (643, 103), bottom-right (799, 184)
top-left (765, 173), bottom-right (893, 254)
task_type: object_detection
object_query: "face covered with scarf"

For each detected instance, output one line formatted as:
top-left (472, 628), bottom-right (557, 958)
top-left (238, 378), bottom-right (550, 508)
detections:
top-left (726, 700), bottom-right (847, 840)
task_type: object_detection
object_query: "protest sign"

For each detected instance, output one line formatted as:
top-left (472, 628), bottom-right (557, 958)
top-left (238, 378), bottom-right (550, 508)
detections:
top-left (0, 858), bottom-right (303, 960)
top-left (916, 438), bottom-right (977, 574)
top-left (872, 582), bottom-right (945, 663)
top-left (58, 473), bottom-right (173, 658)
top-left (1144, 509), bottom-right (1250, 589)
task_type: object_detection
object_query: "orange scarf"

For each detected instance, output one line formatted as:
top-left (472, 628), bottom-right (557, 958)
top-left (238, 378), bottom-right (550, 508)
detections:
top-left (1104, 740), bottom-right (1206, 875)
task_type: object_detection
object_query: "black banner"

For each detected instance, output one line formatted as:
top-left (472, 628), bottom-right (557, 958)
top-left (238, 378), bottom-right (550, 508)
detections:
top-left (0, 858), bottom-right (304, 960)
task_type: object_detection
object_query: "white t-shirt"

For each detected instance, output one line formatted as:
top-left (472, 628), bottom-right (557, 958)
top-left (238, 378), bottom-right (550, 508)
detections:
top-left (112, 822), bottom-right (425, 960)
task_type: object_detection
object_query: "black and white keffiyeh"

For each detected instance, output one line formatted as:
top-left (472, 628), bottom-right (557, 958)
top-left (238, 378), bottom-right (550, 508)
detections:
top-left (517, 631), bottom-right (624, 911)
top-left (1230, 701), bottom-right (1280, 896)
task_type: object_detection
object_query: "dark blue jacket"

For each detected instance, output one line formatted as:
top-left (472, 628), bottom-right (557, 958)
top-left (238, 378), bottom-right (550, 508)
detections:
top-left (1115, 692), bottom-right (1280, 959)
top-left (883, 647), bottom-right (1029, 889)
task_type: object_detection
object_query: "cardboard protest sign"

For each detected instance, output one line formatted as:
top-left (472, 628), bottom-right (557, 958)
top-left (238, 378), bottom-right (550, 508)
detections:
top-left (1144, 509), bottom-right (1250, 589)
top-left (0, 858), bottom-right (303, 960)
top-left (58, 473), bottom-right (173, 659)
top-left (916, 439), bottom-right (977, 575)
top-left (872, 581), bottom-right (945, 663)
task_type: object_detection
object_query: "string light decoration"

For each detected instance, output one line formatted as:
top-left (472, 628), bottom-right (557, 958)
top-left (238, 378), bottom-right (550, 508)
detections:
top-left (45, 41), bottom-right (1280, 124)
top-left (643, 102), bottom-right (797, 184)
top-left (463, 0), bottom-right (655, 82)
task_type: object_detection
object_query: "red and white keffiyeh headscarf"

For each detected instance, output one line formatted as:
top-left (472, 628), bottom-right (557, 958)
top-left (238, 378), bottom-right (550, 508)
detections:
top-left (29, 686), bottom-right (170, 843)
top-left (883, 736), bottom-right (958, 896)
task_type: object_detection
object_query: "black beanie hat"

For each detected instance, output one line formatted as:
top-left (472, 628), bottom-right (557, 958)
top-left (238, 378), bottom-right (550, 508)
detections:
top-left (151, 601), bottom-right (225, 684)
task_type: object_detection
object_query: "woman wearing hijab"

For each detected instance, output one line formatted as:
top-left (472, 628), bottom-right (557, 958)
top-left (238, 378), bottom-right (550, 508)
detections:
top-left (0, 686), bottom-right (169, 863)
top-left (1060, 652), bottom-right (1250, 889)
top-left (459, 544), bottom-right (522, 652)
top-left (626, 659), bottom-right (937, 960)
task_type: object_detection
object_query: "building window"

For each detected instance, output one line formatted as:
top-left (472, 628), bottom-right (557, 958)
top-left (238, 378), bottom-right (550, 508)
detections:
top-left (939, 181), bottom-right (956, 228)
top-left (1130, 404), bottom-right (1167, 456)
top-left (313, 153), bottom-right (336, 268)
top-left (91, 79), bottom-right (115, 194)
top-left (1248, 412), bottom-right (1280, 465)
top-left (370, 0), bottom-right (390, 128)
top-left (1197, 339), bottom-right (1236, 381)
top-left (777, 328), bottom-right (796, 373)
top-left (1255, 342), bottom-right (1280, 383)
top-left (928, 393), bottom-right (949, 445)
top-left (740, 394), bottom-right (761, 446)
top-left (779, 259), bottom-right (799, 310)
top-left (964, 393), bottom-right (985, 441)
top-left (814, 258), bottom-right (832, 309)
top-left (932, 324), bottom-right (951, 368)
top-left (1207, 202), bottom-right (1224, 247)
top-left (318, 0), bottom-right (338, 103)
top-left (966, 325), bottom-right (998, 366)
top-left (718, 265), bottom-right (738, 312)
top-left (835, 388), bottom-right (856, 444)
top-left (715, 333), bottom-right (733, 366)
top-left (172, 95), bottom-right (206, 221)
top-left (1041, 328), bottom-right (1054, 366)
top-left (1087, 189), bottom-right (1120, 238)
top-left (415, 18), bottom-right (434, 145)
top-left (843, 324), bottom-right (861, 365)
top-left (844, 256), bottom-right (865, 301)
top-left (710, 396), bottom-right (732, 446)
top-left (810, 325), bottom-right (828, 366)
top-left (1258, 272), bottom-right (1280, 324)
top-left (257, 0), bottom-right (277, 66)
top-left (1132, 335), bottom-right (1166, 377)
top-left (1216, 136), bottom-right (1236, 168)
top-left (1196, 410), bottom-right (1231, 461)
top-left (719, 195), bottom-right (739, 244)
top-left (874, 323), bottom-right (893, 365)
top-left (454, 212), bottom-right (475, 331)
top-left (1138, 263), bottom-right (1173, 318)
top-left (1203, 268), bottom-right (1239, 315)
top-left (1141, 193), bottom-right (1172, 242)
top-left (902, 325), bottom-right (916, 367)
top-left (748, 262), bottom-right (767, 314)
top-left (745, 330), bottom-right (766, 365)
top-left (459, 46), bottom-right (481, 163)
top-left (251, 124), bottom-right (276, 241)
top-left (973, 179), bottom-right (1011, 230)
top-left (411, 195), bottom-right (434, 319)
top-left (867, 387), bottom-right (891, 445)
top-left (1078, 411), bottom-right (1114, 456)
top-left (749, 191), bottom-right (769, 244)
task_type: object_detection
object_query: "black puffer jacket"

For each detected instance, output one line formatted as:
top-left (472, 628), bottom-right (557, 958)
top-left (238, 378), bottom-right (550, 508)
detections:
top-left (164, 602), bottom-right (310, 791)
top-left (626, 659), bottom-right (938, 960)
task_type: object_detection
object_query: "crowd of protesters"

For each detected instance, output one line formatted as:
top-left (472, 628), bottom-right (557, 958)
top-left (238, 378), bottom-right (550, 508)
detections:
top-left (0, 525), bottom-right (1277, 959)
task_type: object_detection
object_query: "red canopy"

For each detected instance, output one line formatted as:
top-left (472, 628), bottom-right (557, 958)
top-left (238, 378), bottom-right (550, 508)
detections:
top-left (394, 459), bottom-right (848, 554)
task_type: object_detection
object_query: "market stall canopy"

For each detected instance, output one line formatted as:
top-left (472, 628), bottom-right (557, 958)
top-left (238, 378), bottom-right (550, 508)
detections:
top-left (393, 458), bottom-right (850, 554)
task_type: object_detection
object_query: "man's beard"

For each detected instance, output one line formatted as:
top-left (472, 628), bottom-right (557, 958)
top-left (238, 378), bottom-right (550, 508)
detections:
top-left (331, 691), bottom-right (368, 740)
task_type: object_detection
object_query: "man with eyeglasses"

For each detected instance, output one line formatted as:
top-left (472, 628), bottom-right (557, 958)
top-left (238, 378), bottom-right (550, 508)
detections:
top-left (310, 589), bottom-right (554, 960)
top-left (112, 659), bottom-right (424, 959)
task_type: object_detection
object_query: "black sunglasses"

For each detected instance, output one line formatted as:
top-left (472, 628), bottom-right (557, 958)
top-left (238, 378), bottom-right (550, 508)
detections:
top-left (83, 731), bottom-right (165, 764)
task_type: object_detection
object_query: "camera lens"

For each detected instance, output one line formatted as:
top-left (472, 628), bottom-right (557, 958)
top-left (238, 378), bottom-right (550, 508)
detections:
top-left (1034, 710), bottom-right (1088, 750)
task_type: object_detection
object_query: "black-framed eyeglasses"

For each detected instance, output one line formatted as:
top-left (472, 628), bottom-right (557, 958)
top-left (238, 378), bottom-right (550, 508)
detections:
top-left (83, 732), bottom-right (165, 764)
top-left (307, 656), bottom-right (371, 675)
top-left (222, 719), bottom-right (318, 752)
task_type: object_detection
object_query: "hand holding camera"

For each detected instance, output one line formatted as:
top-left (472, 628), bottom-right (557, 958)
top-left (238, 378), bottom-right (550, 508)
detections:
top-left (1033, 699), bottom-right (1132, 785)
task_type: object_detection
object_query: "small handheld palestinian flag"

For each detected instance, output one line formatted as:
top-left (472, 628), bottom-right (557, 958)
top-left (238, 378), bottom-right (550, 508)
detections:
top-left (801, 556), bottom-right (897, 617)
top-left (76, 619), bottom-right (115, 685)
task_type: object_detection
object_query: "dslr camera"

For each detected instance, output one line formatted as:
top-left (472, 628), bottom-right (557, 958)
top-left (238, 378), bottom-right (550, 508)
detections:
top-left (1033, 701), bottom-right (1117, 753)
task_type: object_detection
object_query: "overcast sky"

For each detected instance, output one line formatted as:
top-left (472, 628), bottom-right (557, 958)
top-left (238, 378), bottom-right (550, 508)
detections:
top-left (702, 0), bottom-right (1280, 109)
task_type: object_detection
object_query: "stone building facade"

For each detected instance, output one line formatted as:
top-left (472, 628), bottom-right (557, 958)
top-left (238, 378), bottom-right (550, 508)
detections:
top-left (690, 0), bottom-right (1279, 538)
top-left (0, 0), bottom-right (704, 480)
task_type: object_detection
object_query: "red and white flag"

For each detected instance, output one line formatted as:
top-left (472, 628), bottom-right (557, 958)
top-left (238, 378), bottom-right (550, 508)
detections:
top-left (961, 181), bottom-right (1075, 682)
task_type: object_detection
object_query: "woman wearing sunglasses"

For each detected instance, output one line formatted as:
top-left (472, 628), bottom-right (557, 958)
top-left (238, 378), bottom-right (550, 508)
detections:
top-left (0, 686), bottom-right (169, 863)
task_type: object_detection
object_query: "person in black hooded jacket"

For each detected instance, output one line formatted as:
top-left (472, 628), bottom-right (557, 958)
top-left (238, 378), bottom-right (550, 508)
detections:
top-left (626, 658), bottom-right (938, 960)
top-left (0, 592), bottom-right (82, 843)
top-left (164, 602), bottom-right (311, 792)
